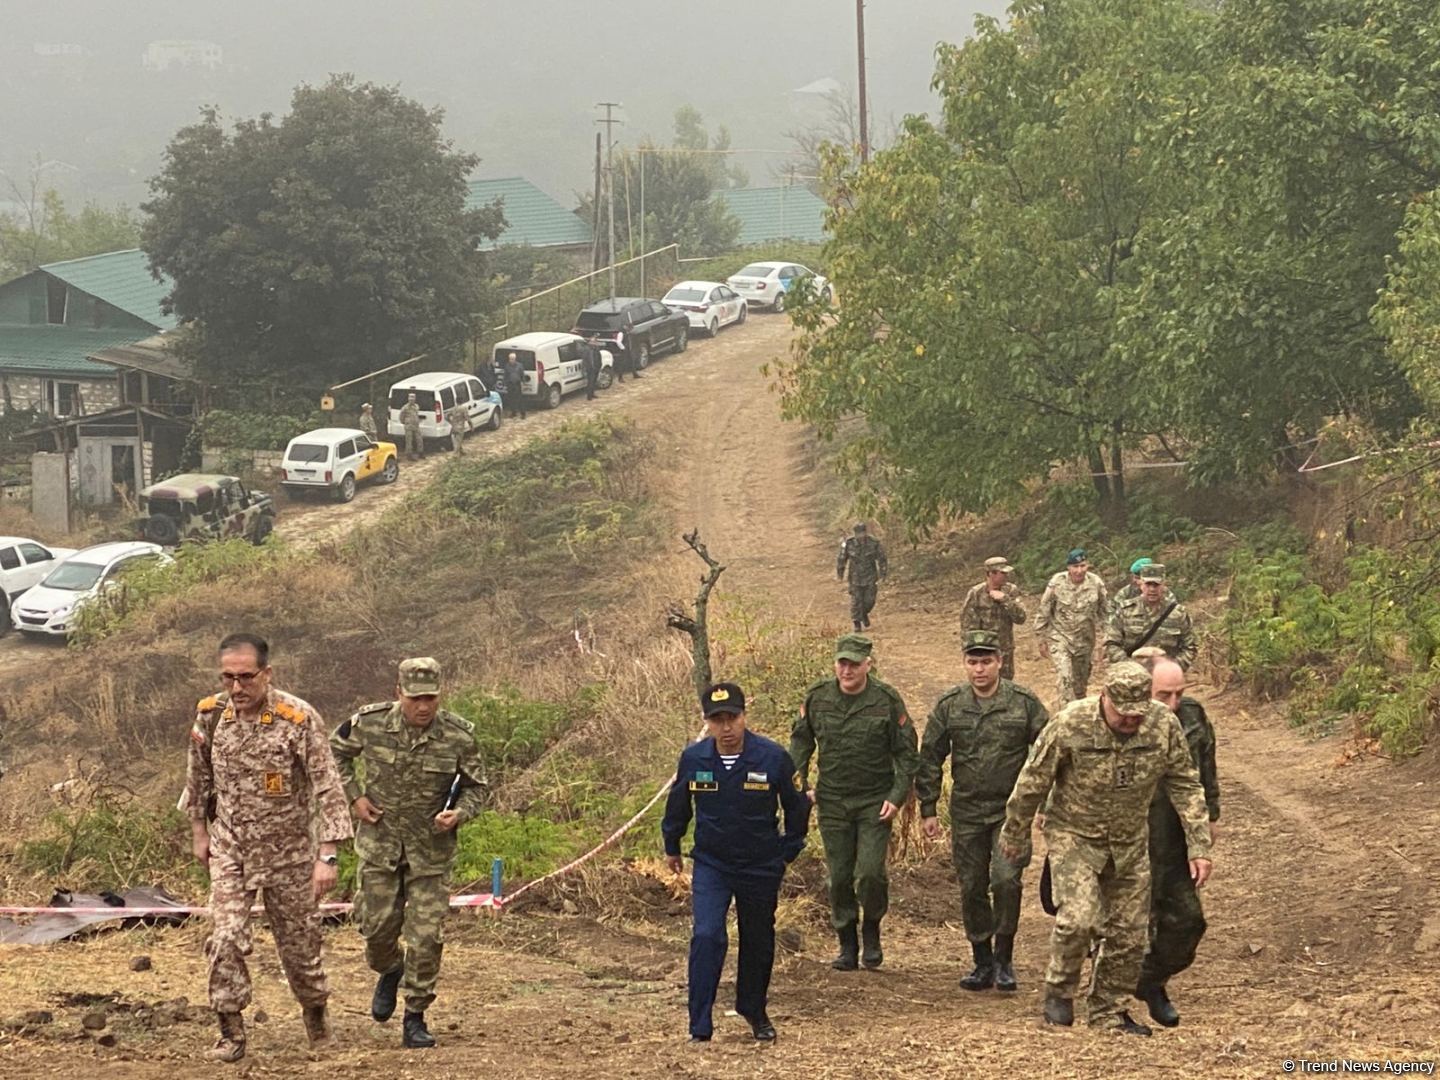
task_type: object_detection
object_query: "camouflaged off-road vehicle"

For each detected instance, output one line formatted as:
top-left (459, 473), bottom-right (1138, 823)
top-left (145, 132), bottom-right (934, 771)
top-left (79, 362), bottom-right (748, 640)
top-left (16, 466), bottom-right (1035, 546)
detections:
top-left (136, 473), bottom-right (276, 547)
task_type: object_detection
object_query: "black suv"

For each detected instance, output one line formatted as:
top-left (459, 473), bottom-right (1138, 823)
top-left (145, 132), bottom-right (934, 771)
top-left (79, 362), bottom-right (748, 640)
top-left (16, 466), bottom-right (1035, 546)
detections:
top-left (573, 297), bottom-right (689, 371)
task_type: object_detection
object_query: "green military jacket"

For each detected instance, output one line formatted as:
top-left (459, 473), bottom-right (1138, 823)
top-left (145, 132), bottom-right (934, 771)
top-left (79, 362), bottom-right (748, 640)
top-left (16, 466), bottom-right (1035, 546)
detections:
top-left (959, 582), bottom-right (1027, 655)
top-left (1104, 594), bottom-right (1198, 670)
top-left (1155, 696), bottom-right (1219, 820)
top-left (836, 535), bottom-right (887, 587)
top-left (790, 675), bottom-right (917, 808)
top-left (1000, 697), bottom-right (1212, 864)
top-left (915, 680), bottom-right (1049, 826)
top-left (330, 702), bottom-right (488, 874)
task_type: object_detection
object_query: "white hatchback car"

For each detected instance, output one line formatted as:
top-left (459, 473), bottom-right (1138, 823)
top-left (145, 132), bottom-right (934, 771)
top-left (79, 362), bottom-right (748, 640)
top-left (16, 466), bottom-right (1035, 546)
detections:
top-left (10, 541), bottom-right (170, 638)
top-left (0, 536), bottom-right (76, 632)
top-left (662, 281), bottom-right (748, 336)
top-left (726, 261), bottom-right (832, 313)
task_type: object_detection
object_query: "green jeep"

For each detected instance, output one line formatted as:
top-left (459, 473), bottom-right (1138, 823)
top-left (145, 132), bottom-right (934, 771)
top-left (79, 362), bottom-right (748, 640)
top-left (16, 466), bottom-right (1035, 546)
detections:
top-left (137, 473), bottom-right (276, 547)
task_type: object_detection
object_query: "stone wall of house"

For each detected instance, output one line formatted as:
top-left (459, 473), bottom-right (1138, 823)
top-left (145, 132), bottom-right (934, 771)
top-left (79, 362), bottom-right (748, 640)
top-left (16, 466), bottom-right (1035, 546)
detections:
top-left (0, 373), bottom-right (121, 416)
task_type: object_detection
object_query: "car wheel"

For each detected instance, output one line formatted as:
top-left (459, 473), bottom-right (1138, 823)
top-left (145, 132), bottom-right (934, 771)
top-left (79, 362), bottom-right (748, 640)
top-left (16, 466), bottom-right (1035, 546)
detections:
top-left (546, 383), bottom-right (562, 409)
top-left (487, 407), bottom-right (503, 431)
top-left (821, 285), bottom-right (834, 305)
top-left (381, 456), bottom-right (400, 483)
top-left (597, 368), bottom-right (613, 390)
top-left (675, 327), bottom-right (688, 353)
top-left (708, 318), bottom-right (719, 337)
top-left (737, 303), bottom-right (748, 324)
top-left (251, 516), bottom-right (274, 546)
top-left (142, 515), bottom-right (180, 547)
top-left (773, 291), bottom-right (786, 313)
top-left (636, 342), bottom-right (651, 370)
top-left (0, 598), bottom-right (11, 636)
top-left (336, 474), bottom-right (357, 503)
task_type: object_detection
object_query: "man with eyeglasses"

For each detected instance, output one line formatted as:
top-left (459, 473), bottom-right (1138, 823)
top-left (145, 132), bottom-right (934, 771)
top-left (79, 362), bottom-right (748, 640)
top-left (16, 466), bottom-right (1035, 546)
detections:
top-left (183, 632), bottom-right (353, 1063)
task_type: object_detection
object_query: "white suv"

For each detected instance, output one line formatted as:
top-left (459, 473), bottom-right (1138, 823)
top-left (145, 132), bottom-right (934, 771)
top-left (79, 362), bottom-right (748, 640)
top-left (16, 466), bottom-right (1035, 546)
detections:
top-left (10, 541), bottom-right (170, 638)
top-left (387, 372), bottom-right (502, 448)
top-left (282, 427), bottom-right (400, 502)
top-left (0, 536), bottom-right (75, 633)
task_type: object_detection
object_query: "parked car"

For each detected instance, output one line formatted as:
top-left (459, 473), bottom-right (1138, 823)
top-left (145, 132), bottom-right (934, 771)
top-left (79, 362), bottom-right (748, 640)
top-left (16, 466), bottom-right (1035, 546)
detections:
top-left (137, 474), bottom-right (276, 547)
top-left (282, 427), bottom-right (400, 503)
top-left (661, 281), bottom-right (748, 337)
top-left (10, 541), bottom-right (170, 639)
top-left (387, 372), bottom-right (502, 449)
top-left (725, 261), bottom-right (832, 313)
top-left (492, 332), bottom-right (615, 410)
top-left (573, 297), bottom-right (689, 371)
top-left (0, 537), bottom-right (76, 633)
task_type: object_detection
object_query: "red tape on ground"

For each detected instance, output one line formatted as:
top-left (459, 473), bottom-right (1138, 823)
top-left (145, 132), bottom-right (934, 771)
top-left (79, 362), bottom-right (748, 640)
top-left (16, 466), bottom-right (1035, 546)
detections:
top-left (0, 894), bottom-right (497, 918)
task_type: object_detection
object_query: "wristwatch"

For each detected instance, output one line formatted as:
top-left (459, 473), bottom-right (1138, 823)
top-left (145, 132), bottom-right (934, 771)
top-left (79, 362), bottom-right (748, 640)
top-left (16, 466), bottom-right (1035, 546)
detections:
top-left (319, 854), bottom-right (339, 866)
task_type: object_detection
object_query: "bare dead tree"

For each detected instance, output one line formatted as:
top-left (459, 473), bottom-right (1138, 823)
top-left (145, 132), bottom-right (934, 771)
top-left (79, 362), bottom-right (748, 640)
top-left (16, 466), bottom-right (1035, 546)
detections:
top-left (666, 529), bottom-right (727, 700)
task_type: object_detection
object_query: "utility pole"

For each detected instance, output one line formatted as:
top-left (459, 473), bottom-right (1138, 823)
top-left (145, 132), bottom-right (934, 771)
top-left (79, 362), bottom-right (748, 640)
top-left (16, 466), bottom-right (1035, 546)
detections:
top-left (856, 0), bottom-right (870, 163)
top-left (597, 102), bottom-right (622, 303)
top-left (591, 132), bottom-right (603, 274)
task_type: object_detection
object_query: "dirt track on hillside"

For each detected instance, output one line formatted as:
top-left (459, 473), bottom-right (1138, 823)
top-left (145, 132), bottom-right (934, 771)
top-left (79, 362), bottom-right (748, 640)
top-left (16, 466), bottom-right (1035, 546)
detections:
top-left (2, 311), bottom-right (1439, 1077)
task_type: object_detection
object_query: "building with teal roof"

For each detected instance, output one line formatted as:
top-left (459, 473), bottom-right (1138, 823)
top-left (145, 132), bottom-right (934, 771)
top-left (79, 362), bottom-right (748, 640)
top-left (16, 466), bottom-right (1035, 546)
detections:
top-left (466, 177), bottom-right (593, 251)
top-left (715, 186), bottom-right (830, 246)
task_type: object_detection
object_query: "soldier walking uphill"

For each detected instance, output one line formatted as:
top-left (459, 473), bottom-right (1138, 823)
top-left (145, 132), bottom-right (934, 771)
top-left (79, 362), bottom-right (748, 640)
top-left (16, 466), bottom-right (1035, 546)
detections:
top-left (1105, 563), bottom-right (1197, 670)
top-left (917, 630), bottom-right (1049, 992)
top-left (184, 633), bottom-right (354, 1063)
top-left (1111, 557), bottom-right (1153, 613)
top-left (791, 634), bottom-right (918, 970)
top-left (329, 658), bottom-right (487, 1049)
top-left (836, 523), bottom-right (887, 632)
top-left (959, 556), bottom-right (1027, 680)
top-left (999, 662), bottom-right (1214, 1036)
top-left (399, 393), bottom-right (424, 461)
top-left (1035, 548), bottom-right (1109, 706)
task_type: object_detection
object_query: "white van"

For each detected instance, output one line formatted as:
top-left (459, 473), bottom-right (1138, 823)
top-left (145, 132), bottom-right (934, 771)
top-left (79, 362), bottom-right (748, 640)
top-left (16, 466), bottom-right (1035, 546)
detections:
top-left (387, 372), bottom-right (502, 448)
top-left (491, 332), bottom-right (613, 411)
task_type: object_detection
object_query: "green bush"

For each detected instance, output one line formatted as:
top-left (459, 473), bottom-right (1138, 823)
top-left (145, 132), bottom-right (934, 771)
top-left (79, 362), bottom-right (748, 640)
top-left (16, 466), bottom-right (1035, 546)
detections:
top-left (446, 687), bottom-right (576, 775)
top-left (452, 813), bottom-right (575, 886)
top-left (17, 799), bottom-right (197, 891)
top-left (200, 408), bottom-right (322, 451)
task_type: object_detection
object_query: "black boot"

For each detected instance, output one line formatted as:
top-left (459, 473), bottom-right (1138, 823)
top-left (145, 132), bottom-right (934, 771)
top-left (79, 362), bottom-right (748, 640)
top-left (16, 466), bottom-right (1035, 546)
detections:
top-left (860, 920), bottom-right (883, 969)
top-left (959, 939), bottom-right (995, 990)
top-left (993, 933), bottom-right (1018, 992)
top-left (1117, 1011), bottom-right (1153, 1037)
top-left (744, 1012), bottom-right (776, 1042)
top-left (206, 1011), bottom-right (246, 1063)
top-left (371, 967), bottom-right (402, 1022)
top-left (402, 1010), bottom-right (436, 1049)
top-left (831, 925), bottom-right (859, 971)
top-left (1043, 995), bottom-right (1074, 1026)
top-left (853, 620), bottom-right (863, 631)
top-left (1136, 982), bottom-right (1180, 1027)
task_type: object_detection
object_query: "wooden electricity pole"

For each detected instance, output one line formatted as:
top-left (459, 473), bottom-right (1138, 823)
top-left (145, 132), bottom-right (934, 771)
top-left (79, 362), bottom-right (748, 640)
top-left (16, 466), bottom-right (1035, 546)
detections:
top-left (856, 0), bottom-right (870, 162)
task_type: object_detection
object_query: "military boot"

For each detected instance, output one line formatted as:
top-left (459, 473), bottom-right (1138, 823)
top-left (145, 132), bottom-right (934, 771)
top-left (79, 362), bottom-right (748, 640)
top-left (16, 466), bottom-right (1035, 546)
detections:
top-left (302, 1003), bottom-right (332, 1049)
top-left (371, 967), bottom-right (403, 1022)
top-left (206, 1011), bottom-right (245, 1063)
top-left (993, 933), bottom-right (1018, 992)
top-left (1042, 995), bottom-right (1074, 1027)
top-left (860, 920), bottom-right (883, 969)
top-left (831, 925), bottom-right (860, 971)
top-left (1136, 983), bottom-right (1180, 1027)
top-left (959, 939), bottom-right (995, 991)
top-left (403, 1010), bottom-right (437, 1049)
top-left (853, 620), bottom-right (863, 632)
top-left (1116, 1011), bottom-right (1153, 1037)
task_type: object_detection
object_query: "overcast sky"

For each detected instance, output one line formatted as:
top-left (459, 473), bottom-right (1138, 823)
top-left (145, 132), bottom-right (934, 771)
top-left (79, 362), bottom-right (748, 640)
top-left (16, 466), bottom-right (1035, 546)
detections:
top-left (3, 0), bottom-right (1009, 209)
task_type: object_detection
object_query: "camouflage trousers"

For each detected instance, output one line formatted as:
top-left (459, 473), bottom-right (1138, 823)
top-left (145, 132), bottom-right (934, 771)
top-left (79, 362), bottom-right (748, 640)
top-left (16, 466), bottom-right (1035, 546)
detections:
top-left (1043, 830), bottom-right (1150, 1029)
top-left (357, 860), bottom-right (449, 1013)
top-left (404, 426), bottom-right (423, 456)
top-left (817, 798), bottom-right (893, 930)
top-left (451, 430), bottom-right (465, 454)
top-left (951, 819), bottom-right (1028, 942)
top-left (848, 584), bottom-right (878, 627)
top-left (1139, 804), bottom-right (1207, 989)
top-left (1050, 645), bottom-right (1094, 707)
top-left (205, 847), bottom-right (328, 1013)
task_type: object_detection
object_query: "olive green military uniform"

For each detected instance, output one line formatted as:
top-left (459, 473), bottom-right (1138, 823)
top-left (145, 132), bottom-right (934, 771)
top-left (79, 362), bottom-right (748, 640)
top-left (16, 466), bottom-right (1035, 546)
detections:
top-left (837, 531), bottom-right (887, 630)
top-left (790, 666), bottom-right (917, 932)
top-left (399, 401), bottom-right (423, 459)
top-left (330, 696), bottom-right (487, 1014)
top-left (959, 582), bottom-right (1027, 681)
top-left (1105, 594), bottom-right (1197, 670)
top-left (916, 679), bottom-right (1049, 943)
top-left (1139, 695), bottom-right (1220, 993)
top-left (999, 665), bottom-right (1211, 1030)
top-left (444, 404), bottom-right (469, 454)
top-left (358, 409), bottom-right (378, 441)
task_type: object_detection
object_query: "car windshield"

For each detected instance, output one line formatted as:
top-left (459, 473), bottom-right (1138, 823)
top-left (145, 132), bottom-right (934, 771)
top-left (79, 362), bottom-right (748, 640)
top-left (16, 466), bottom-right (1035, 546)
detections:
top-left (575, 311), bottom-right (624, 331)
top-left (665, 288), bottom-right (706, 302)
top-left (40, 561), bottom-right (104, 591)
top-left (389, 388), bottom-right (436, 411)
top-left (736, 264), bottom-right (774, 278)
top-left (287, 443), bottom-right (328, 464)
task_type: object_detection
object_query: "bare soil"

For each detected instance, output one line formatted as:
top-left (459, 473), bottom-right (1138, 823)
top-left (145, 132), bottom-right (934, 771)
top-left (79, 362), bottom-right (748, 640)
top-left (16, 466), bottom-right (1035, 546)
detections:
top-left (2, 311), bottom-right (1438, 1077)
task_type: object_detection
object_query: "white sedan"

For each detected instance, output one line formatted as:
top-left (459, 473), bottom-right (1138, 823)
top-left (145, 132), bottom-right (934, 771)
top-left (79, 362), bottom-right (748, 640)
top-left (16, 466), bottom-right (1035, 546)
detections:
top-left (10, 541), bottom-right (171, 638)
top-left (661, 281), bottom-right (748, 336)
top-left (725, 261), bottom-right (832, 313)
top-left (0, 536), bottom-right (76, 632)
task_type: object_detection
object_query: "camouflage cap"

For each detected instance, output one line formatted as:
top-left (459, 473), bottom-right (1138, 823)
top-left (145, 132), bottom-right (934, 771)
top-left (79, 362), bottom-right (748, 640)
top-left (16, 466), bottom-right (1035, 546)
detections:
top-left (835, 632), bottom-right (874, 662)
top-left (1103, 661), bottom-right (1152, 716)
top-left (962, 629), bottom-right (1002, 655)
top-left (1129, 556), bottom-right (1153, 575)
top-left (984, 556), bottom-right (1014, 573)
top-left (1139, 563), bottom-right (1166, 582)
top-left (398, 657), bottom-right (442, 696)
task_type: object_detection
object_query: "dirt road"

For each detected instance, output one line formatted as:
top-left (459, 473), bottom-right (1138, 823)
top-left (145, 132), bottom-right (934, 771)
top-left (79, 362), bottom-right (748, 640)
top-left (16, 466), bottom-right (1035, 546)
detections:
top-left (2, 312), bottom-right (1438, 1077)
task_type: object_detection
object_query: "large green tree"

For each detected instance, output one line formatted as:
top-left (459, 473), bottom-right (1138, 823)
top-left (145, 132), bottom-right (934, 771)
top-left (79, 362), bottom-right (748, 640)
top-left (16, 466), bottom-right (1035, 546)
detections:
top-left (143, 75), bottom-right (504, 386)
top-left (0, 185), bottom-right (139, 280)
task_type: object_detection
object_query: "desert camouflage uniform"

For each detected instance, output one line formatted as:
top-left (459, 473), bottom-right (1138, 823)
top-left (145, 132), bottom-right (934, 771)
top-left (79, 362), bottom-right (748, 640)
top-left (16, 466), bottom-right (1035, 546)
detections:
top-left (358, 411), bottom-right (378, 440)
top-left (399, 401), bottom-right (423, 457)
top-left (959, 582), bottom-right (1027, 680)
top-left (184, 688), bottom-right (353, 1015)
top-left (1035, 571), bottom-right (1108, 705)
top-left (330, 702), bottom-right (488, 1013)
top-left (999, 696), bottom-right (1211, 1029)
top-left (836, 534), bottom-right (887, 628)
top-left (1105, 595), bottom-right (1197, 670)
top-left (445, 404), bottom-right (469, 454)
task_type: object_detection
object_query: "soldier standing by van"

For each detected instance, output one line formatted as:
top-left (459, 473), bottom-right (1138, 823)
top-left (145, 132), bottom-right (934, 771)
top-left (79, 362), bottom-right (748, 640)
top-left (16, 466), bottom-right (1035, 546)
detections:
top-left (445, 402), bottom-right (469, 455)
top-left (399, 393), bottom-right (424, 461)
top-left (358, 403), bottom-right (378, 441)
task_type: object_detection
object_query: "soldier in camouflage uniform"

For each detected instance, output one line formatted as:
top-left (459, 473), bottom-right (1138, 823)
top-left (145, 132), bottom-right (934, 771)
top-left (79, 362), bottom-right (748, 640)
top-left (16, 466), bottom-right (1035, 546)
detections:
top-left (1135, 657), bottom-right (1220, 1028)
top-left (444, 403), bottom-right (469, 455)
top-left (1105, 563), bottom-right (1197, 670)
top-left (959, 556), bottom-right (1027, 680)
top-left (399, 393), bottom-right (424, 460)
top-left (790, 633), bottom-right (917, 970)
top-left (917, 630), bottom-right (1048, 992)
top-left (836, 523), bottom-right (887, 631)
top-left (358, 403), bottom-right (378, 441)
top-left (999, 662), bottom-right (1213, 1035)
top-left (1110, 557), bottom-right (1152, 613)
top-left (1035, 548), bottom-right (1109, 706)
top-left (184, 632), bottom-right (354, 1063)
top-left (330, 658), bottom-right (487, 1050)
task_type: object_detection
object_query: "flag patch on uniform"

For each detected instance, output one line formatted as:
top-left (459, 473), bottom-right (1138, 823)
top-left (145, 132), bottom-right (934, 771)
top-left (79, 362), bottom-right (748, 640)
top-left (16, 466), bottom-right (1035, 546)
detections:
top-left (747, 772), bottom-right (768, 783)
top-left (898, 713), bottom-right (909, 727)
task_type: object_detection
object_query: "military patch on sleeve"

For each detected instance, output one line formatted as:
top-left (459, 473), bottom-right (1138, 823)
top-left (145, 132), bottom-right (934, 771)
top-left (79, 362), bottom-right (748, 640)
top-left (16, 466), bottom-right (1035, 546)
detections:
top-left (898, 713), bottom-right (909, 727)
top-left (336, 719), bottom-right (352, 740)
top-left (189, 722), bottom-right (207, 745)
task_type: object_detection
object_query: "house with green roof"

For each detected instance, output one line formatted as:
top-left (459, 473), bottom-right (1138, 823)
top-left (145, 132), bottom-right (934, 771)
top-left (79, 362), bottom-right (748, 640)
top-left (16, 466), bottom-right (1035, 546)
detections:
top-left (466, 177), bottom-right (593, 251)
top-left (715, 186), bottom-right (830, 247)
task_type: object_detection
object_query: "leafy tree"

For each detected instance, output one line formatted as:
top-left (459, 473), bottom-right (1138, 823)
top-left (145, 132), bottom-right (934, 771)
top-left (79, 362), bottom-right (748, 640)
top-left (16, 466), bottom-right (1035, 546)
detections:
top-left (142, 75), bottom-right (504, 386)
top-left (0, 182), bottom-right (139, 280)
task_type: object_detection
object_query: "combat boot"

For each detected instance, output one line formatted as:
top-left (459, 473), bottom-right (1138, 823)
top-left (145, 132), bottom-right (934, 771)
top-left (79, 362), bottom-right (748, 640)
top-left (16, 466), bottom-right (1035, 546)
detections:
top-left (302, 1003), bottom-right (332, 1048)
top-left (993, 933), bottom-right (1018, 992)
top-left (206, 1011), bottom-right (245, 1063)
top-left (831, 925), bottom-right (860, 970)
top-left (959, 939), bottom-right (995, 991)
top-left (860, 920), bottom-right (883, 969)
top-left (403, 1010), bottom-right (437, 1049)
top-left (1116, 1011), bottom-right (1153, 1037)
top-left (1042, 995), bottom-right (1074, 1027)
top-left (371, 967), bottom-right (403, 1022)
top-left (1136, 983), bottom-right (1180, 1027)
top-left (853, 620), bottom-right (863, 632)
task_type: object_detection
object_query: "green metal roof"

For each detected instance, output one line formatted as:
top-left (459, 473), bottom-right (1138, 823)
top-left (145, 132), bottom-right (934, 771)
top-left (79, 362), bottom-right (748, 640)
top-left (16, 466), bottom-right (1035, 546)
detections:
top-left (39, 249), bottom-right (176, 330)
top-left (0, 326), bottom-right (138, 377)
top-left (715, 186), bottom-right (830, 246)
top-left (466, 177), bottom-right (593, 250)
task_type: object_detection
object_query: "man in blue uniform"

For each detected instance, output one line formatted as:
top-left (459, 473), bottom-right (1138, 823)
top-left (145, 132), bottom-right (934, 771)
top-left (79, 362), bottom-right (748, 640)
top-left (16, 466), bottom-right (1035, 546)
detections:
top-left (662, 682), bottom-right (811, 1044)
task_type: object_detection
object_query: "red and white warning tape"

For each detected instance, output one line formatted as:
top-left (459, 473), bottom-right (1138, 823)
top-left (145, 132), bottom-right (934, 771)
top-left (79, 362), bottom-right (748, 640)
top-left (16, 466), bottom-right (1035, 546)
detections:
top-left (0, 895), bottom-right (498, 918)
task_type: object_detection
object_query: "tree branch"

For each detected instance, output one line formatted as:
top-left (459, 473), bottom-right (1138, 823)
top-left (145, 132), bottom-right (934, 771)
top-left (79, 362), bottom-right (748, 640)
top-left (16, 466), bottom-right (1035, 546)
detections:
top-left (665, 529), bottom-right (728, 700)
